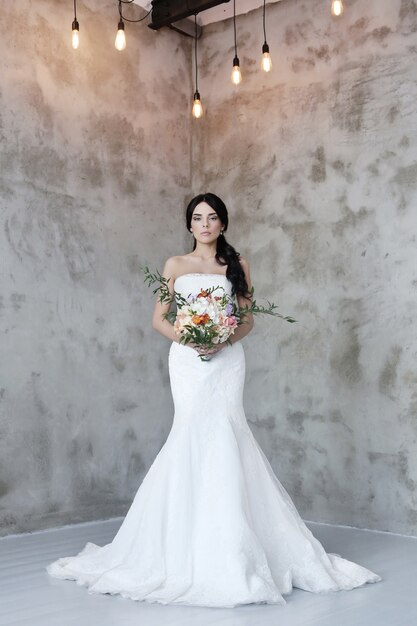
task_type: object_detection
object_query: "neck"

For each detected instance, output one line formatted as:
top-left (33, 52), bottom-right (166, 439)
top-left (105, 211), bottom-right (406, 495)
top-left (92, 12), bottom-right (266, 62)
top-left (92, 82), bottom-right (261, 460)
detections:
top-left (193, 241), bottom-right (217, 260)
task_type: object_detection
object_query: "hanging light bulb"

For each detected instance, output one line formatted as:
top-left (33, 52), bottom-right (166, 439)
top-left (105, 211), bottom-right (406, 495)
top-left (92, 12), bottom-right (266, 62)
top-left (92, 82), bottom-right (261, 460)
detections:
top-left (192, 15), bottom-right (204, 118)
top-left (113, 0), bottom-right (152, 53)
top-left (72, 19), bottom-right (80, 49)
top-left (260, 0), bottom-right (272, 72)
top-left (331, 0), bottom-right (344, 16)
top-left (231, 57), bottom-right (242, 85)
top-left (71, 0), bottom-right (79, 50)
top-left (230, 0), bottom-right (242, 85)
top-left (115, 19), bottom-right (126, 50)
top-left (192, 91), bottom-right (203, 118)
top-left (261, 44), bottom-right (272, 72)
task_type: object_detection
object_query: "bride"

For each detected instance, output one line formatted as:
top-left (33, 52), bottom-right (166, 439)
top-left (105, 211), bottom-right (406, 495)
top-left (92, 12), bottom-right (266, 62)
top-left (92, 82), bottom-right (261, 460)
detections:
top-left (46, 193), bottom-right (382, 607)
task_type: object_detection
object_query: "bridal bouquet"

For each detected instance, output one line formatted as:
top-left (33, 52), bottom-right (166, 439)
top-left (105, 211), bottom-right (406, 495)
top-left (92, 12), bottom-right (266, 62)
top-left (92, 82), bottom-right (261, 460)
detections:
top-left (142, 266), bottom-right (296, 361)
top-left (173, 286), bottom-right (239, 359)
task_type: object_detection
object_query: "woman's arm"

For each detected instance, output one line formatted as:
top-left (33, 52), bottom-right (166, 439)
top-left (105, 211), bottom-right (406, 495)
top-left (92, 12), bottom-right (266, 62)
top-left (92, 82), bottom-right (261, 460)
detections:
top-left (151, 257), bottom-right (180, 343)
top-left (228, 257), bottom-right (254, 345)
top-left (151, 257), bottom-right (214, 353)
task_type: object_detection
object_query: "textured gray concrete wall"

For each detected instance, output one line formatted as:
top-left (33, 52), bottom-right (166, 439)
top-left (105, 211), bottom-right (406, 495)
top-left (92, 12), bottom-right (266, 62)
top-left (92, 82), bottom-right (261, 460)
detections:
top-left (0, 0), bottom-right (191, 535)
top-left (192, 0), bottom-right (417, 535)
top-left (1, 0), bottom-right (416, 539)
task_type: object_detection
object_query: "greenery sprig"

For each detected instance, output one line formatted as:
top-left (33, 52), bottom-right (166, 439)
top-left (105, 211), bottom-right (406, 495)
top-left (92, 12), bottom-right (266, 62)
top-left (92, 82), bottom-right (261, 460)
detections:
top-left (141, 265), bottom-right (297, 325)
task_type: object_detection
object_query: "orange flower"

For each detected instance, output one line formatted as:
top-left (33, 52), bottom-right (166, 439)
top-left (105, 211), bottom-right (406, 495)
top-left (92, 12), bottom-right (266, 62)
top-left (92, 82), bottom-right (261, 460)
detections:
top-left (191, 313), bottom-right (210, 325)
top-left (197, 290), bottom-right (209, 298)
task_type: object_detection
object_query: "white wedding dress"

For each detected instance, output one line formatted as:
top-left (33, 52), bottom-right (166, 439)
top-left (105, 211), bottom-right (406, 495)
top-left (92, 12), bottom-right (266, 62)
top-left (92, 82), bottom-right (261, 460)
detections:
top-left (46, 273), bottom-right (382, 607)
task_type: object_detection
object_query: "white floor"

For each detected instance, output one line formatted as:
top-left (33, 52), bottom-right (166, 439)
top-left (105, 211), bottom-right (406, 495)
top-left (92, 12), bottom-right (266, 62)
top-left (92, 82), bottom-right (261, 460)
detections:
top-left (0, 517), bottom-right (416, 626)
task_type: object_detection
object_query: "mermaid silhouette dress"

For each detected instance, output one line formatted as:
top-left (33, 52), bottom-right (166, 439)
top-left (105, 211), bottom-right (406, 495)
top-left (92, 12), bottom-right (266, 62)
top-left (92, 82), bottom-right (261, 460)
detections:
top-left (46, 273), bottom-right (382, 607)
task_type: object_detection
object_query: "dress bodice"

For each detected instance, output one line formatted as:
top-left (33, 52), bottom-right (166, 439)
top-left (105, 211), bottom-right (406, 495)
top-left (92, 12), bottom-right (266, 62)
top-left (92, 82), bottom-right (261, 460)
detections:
top-left (173, 273), bottom-right (233, 301)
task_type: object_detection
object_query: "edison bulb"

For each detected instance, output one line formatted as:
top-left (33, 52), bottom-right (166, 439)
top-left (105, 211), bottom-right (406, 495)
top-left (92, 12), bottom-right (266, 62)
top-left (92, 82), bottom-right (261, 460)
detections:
top-left (192, 99), bottom-right (203, 119)
top-left (72, 19), bottom-right (79, 50)
top-left (261, 43), bottom-right (272, 72)
top-left (192, 92), bottom-right (203, 118)
top-left (72, 29), bottom-right (79, 50)
top-left (261, 52), bottom-right (272, 72)
top-left (231, 64), bottom-right (242, 85)
top-left (115, 21), bottom-right (126, 51)
top-left (331, 0), bottom-right (344, 16)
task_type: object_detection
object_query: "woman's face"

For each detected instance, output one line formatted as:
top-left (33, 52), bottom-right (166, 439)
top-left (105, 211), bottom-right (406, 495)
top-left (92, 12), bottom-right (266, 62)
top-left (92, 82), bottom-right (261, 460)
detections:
top-left (190, 202), bottom-right (224, 243)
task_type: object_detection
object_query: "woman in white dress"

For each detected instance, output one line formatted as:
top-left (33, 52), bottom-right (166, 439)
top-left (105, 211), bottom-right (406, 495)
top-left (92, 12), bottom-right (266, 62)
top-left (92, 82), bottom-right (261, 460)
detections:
top-left (46, 193), bottom-right (382, 607)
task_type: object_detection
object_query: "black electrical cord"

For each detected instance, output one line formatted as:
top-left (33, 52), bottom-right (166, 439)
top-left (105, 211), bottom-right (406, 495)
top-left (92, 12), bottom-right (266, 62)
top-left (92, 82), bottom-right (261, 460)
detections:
top-left (72, 0), bottom-right (79, 36)
top-left (118, 0), bottom-right (152, 23)
top-left (194, 14), bottom-right (198, 92)
top-left (263, 0), bottom-right (267, 44)
top-left (233, 0), bottom-right (237, 57)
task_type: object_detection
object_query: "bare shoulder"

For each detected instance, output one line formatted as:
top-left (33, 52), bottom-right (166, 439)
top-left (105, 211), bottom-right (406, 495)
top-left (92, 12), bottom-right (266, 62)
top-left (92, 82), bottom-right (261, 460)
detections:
top-left (239, 256), bottom-right (249, 269)
top-left (161, 255), bottom-right (188, 280)
top-left (238, 256), bottom-right (252, 288)
top-left (162, 256), bottom-right (179, 277)
top-left (239, 256), bottom-right (251, 275)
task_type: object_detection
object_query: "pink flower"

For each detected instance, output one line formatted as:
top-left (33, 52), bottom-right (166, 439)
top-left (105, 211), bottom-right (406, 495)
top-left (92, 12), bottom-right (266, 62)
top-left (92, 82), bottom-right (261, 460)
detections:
top-left (224, 315), bottom-right (237, 328)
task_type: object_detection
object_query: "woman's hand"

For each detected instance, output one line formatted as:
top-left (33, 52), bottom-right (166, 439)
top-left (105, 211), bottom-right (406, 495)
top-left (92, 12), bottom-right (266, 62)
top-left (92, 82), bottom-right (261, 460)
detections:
top-left (188, 341), bottom-right (229, 357)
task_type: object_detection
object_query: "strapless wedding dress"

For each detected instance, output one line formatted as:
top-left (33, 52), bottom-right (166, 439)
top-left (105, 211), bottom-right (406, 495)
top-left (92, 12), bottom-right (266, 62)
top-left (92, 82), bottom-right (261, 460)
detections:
top-left (46, 273), bottom-right (382, 607)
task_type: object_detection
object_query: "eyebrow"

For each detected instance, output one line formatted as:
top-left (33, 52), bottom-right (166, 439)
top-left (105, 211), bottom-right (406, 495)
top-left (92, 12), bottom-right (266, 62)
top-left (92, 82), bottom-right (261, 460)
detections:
top-left (192, 212), bottom-right (218, 216)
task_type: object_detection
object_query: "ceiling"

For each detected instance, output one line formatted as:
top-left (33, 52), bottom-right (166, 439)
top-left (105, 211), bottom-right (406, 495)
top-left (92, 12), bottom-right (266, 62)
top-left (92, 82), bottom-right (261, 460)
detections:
top-left (133, 0), bottom-right (284, 27)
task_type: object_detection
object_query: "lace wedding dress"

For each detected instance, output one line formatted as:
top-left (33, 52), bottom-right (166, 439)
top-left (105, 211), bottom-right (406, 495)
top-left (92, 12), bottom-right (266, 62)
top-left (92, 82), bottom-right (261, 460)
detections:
top-left (46, 273), bottom-right (382, 607)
